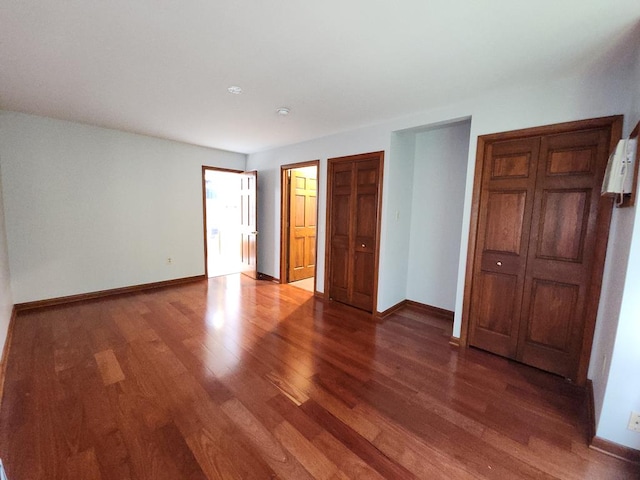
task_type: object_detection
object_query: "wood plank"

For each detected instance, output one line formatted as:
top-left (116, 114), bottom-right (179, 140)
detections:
top-left (266, 393), bottom-right (323, 441)
top-left (273, 420), bottom-right (338, 480)
top-left (301, 398), bottom-right (417, 479)
top-left (94, 349), bottom-right (125, 386)
top-left (66, 448), bottom-right (103, 480)
top-left (311, 430), bottom-right (387, 480)
top-left (221, 398), bottom-right (314, 479)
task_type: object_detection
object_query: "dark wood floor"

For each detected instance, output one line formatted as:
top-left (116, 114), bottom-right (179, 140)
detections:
top-left (1, 275), bottom-right (638, 479)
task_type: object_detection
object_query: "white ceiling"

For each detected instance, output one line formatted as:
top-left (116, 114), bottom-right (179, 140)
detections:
top-left (1, 1), bottom-right (639, 154)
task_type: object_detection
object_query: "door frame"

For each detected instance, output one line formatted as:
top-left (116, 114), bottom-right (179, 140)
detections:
top-left (459, 116), bottom-right (622, 385)
top-left (201, 165), bottom-right (244, 278)
top-left (324, 151), bottom-right (384, 313)
top-left (279, 160), bottom-right (320, 287)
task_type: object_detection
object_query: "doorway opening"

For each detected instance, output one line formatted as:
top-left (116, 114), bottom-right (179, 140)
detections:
top-left (280, 161), bottom-right (319, 293)
top-left (202, 167), bottom-right (244, 278)
top-left (390, 118), bottom-right (471, 318)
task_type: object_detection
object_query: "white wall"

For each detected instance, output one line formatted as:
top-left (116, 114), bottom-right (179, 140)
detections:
top-left (248, 67), bottom-right (631, 314)
top-left (0, 112), bottom-right (246, 303)
top-left (589, 204), bottom-right (635, 425)
top-left (591, 40), bottom-right (640, 449)
top-left (0, 162), bottom-right (13, 361)
top-left (406, 122), bottom-right (470, 311)
top-left (597, 186), bottom-right (640, 449)
top-left (379, 131), bottom-right (415, 309)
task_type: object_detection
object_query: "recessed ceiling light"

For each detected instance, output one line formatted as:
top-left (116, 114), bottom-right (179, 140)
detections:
top-left (227, 86), bottom-right (242, 95)
top-left (276, 107), bottom-right (290, 116)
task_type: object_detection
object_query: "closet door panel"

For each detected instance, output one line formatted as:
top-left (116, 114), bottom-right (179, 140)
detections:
top-left (517, 128), bottom-right (611, 378)
top-left (472, 271), bottom-right (519, 357)
top-left (536, 189), bottom-right (590, 262)
top-left (329, 164), bottom-right (353, 305)
top-left (468, 138), bottom-right (540, 358)
top-left (351, 159), bottom-right (379, 310)
top-left (526, 279), bottom-right (578, 348)
top-left (485, 191), bottom-right (527, 254)
top-left (352, 251), bottom-right (375, 310)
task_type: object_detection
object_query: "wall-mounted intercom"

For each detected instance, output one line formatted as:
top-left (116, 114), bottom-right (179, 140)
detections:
top-left (602, 138), bottom-right (637, 195)
top-left (602, 120), bottom-right (640, 207)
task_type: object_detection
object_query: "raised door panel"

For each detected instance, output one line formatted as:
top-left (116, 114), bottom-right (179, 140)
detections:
top-left (536, 189), bottom-right (590, 262)
top-left (291, 192), bottom-right (306, 273)
top-left (471, 271), bottom-right (519, 357)
top-left (351, 251), bottom-right (375, 311)
top-left (519, 276), bottom-right (585, 377)
top-left (547, 148), bottom-right (594, 175)
top-left (294, 192), bottom-right (305, 225)
top-left (330, 191), bottom-right (351, 303)
top-left (330, 244), bottom-right (350, 305)
top-left (526, 279), bottom-right (578, 350)
top-left (517, 128), bottom-right (611, 379)
top-left (291, 236), bottom-right (305, 269)
top-left (305, 192), bottom-right (317, 271)
top-left (483, 191), bottom-right (527, 254)
top-left (469, 138), bottom-right (539, 358)
top-left (491, 153), bottom-right (531, 179)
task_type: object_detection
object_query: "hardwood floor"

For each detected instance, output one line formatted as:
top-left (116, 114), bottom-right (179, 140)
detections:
top-left (0, 274), bottom-right (638, 479)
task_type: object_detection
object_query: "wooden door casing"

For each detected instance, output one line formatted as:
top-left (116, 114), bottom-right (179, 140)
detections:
top-left (326, 152), bottom-right (384, 313)
top-left (288, 168), bottom-right (317, 281)
top-left (463, 116), bottom-right (622, 384)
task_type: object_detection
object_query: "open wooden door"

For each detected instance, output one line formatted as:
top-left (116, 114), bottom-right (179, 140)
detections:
top-left (240, 171), bottom-right (258, 279)
top-left (288, 168), bottom-right (317, 282)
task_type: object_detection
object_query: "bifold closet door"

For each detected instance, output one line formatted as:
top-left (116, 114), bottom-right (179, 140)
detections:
top-left (468, 120), bottom-right (616, 380)
top-left (327, 153), bottom-right (382, 313)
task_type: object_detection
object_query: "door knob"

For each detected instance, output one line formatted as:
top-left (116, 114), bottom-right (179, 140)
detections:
top-left (496, 261), bottom-right (502, 266)
top-left (361, 243), bottom-right (366, 248)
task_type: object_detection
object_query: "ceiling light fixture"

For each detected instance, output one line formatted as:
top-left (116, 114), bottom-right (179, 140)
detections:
top-left (276, 107), bottom-right (290, 116)
top-left (227, 86), bottom-right (242, 95)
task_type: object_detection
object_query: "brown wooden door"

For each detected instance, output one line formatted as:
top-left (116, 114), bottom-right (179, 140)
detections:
top-left (289, 168), bottom-right (317, 281)
top-left (468, 120), bottom-right (618, 380)
top-left (468, 137), bottom-right (540, 359)
top-left (240, 171), bottom-right (258, 279)
top-left (327, 152), bottom-right (383, 313)
top-left (516, 129), bottom-right (611, 377)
